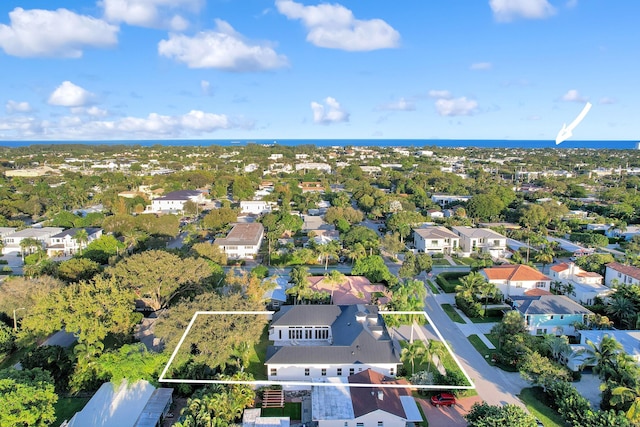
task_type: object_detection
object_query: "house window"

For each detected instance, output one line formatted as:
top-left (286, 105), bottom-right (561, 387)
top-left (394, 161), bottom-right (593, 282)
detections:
top-left (493, 240), bottom-right (500, 247)
top-left (560, 315), bottom-right (564, 320)
top-left (536, 329), bottom-right (547, 335)
top-left (356, 423), bottom-right (364, 427)
top-left (305, 369), bottom-right (310, 376)
top-left (536, 282), bottom-right (546, 288)
top-left (344, 423), bottom-right (348, 427)
top-left (378, 422), bottom-right (384, 427)
top-left (270, 368), bottom-right (277, 376)
top-left (278, 330), bottom-right (281, 339)
top-left (321, 369), bottom-right (327, 376)
top-left (389, 368), bottom-right (394, 376)
top-left (516, 282), bottom-right (522, 288)
top-left (618, 272), bottom-right (622, 278)
top-left (349, 368), bottom-right (355, 375)
top-left (337, 368), bottom-right (342, 376)
top-left (431, 240), bottom-right (438, 246)
top-left (550, 315), bottom-right (554, 320)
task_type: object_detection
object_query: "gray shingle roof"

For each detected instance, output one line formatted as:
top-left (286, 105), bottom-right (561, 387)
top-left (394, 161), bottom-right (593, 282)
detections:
top-left (414, 226), bottom-right (458, 240)
top-left (266, 305), bottom-right (400, 365)
top-left (511, 295), bottom-right (593, 316)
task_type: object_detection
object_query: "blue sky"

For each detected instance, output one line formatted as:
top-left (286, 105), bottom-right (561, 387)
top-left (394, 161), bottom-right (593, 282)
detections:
top-left (0, 0), bottom-right (638, 141)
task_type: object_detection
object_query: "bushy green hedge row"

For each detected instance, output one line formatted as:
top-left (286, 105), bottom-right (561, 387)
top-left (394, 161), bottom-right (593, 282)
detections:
top-left (455, 294), bottom-right (482, 318)
top-left (435, 272), bottom-right (467, 293)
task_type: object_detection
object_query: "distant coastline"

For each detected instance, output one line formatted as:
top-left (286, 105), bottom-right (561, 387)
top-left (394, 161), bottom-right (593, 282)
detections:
top-left (0, 139), bottom-right (636, 150)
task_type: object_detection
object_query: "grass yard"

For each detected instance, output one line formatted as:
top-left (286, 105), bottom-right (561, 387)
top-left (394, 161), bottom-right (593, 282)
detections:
top-left (467, 334), bottom-right (493, 363)
top-left (246, 325), bottom-right (270, 380)
top-left (441, 304), bottom-right (465, 323)
top-left (454, 257), bottom-right (475, 266)
top-left (469, 309), bottom-right (504, 323)
top-left (261, 402), bottom-right (302, 420)
top-left (53, 397), bottom-right (90, 427)
top-left (518, 387), bottom-right (566, 427)
top-left (431, 258), bottom-right (451, 266)
top-left (426, 280), bottom-right (440, 294)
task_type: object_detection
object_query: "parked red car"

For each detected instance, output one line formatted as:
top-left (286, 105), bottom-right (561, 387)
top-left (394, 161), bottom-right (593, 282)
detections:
top-left (430, 393), bottom-right (457, 407)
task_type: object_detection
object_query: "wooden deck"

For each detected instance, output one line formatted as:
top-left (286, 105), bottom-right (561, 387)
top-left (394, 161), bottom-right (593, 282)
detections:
top-left (262, 389), bottom-right (285, 408)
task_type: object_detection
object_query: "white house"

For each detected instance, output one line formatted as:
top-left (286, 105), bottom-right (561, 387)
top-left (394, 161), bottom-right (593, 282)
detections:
top-left (47, 228), bottom-right (103, 258)
top-left (145, 190), bottom-right (206, 214)
top-left (451, 226), bottom-right (508, 257)
top-left (296, 163), bottom-right (332, 173)
top-left (265, 305), bottom-right (401, 386)
top-left (213, 223), bottom-right (264, 260)
top-left (549, 262), bottom-right (613, 305)
top-left (605, 262), bottom-right (640, 287)
top-left (2, 227), bottom-right (65, 254)
top-left (430, 194), bottom-right (472, 207)
top-left (63, 380), bottom-right (173, 427)
top-left (312, 369), bottom-right (422, 427)
top-left (606, 226), bottom-right (640, 241)
top-left (413, 226), bottom-right (459, 255)
top-left (481, 264), bottom-right (551, 297)
top-left (240, 200), bottom-right (273, 215)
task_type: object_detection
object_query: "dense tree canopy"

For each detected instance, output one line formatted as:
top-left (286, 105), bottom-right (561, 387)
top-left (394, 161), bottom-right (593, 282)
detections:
top-left (0, 368), bottom-right (58, 427)
top-left (155, 293), bottom-right (267, 372)
top-left (107, 250), bottom-right (214, 311)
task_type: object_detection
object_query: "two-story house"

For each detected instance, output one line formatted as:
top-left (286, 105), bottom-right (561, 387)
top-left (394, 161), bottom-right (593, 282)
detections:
top-left (549, 262), bottom-right (613, 305)
top-left (605, 262), bottom-right (640, 287)
top-left (2, 227), bottom-right (64, 255)
top-left (47, 227), bottom-right (103, 258)
top-left (145, 190), bottom-right (206, 214)
top-left (240, 200), bottom-right (273, 215)
top-left (413, 226), bottom-right (459, 255)
top-left (510, 294), bottom-right (593, 336)
top-left (451, 226), bottom-right (507, 258)
top-left (481, 264), bottom-right (551, 297)
top-left (265, 305), bottom-right (401, 386)
top-left (213, 223), bottom-right (264, 260)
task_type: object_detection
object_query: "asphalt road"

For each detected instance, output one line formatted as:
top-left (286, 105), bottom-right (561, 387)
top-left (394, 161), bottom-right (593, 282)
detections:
top-left (421, 289), bottom-right (529, 407)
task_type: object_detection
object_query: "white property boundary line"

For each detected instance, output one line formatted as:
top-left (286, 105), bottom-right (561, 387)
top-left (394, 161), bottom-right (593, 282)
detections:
top-left (158, 310), bottom-right (475, 390)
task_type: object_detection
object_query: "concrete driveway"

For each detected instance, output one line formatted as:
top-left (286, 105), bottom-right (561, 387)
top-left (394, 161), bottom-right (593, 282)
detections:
top-left (418, 395), bottom-right (483, 427)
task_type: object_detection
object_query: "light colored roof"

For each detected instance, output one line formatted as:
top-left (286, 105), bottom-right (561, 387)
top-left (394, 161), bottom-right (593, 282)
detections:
top-left (483, 264), bottom-right (551, 282)
top-left (579, 330), bottom-right (640, 361)
top-left (607, 262), bottom-right (640, 281)
top-left (262, 276), bottom-right (292, 302)
top-left (452, 226), bottom-right (505, 239)
top-left (155, 190), bottom-right (202, 201)
top-left (413, 226), bottom-right (458, 240)
top-left (311, 378), bottom-right (354, 420)
top-left (214, 223), bottom-right (264, 246)
top-left (67, 380), bottom-right (156, 427)
top-left (8, 227), bottom-right (64, 238)
top-left (511, 295), bottom-right (593, 316)
top-left (134, 388), bottom-right (173, 427)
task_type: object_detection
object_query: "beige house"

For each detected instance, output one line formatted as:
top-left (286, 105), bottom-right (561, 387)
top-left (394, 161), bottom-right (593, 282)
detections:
top-left (214, 223), bottom-right (264, 259)
top-left (413, 226), bottom-right (459, 255)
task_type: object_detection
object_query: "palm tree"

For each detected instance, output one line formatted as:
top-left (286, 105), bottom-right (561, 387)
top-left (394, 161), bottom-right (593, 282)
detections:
top-left (422, 340), bottom-right (446, 375)
top-left (346, 242), bottom-right (367, 265)
top-left (19, 237), bottom-right (41, 261)
top-left (534, 245), bottom-right (555, 272)
top-left (606, 295), bottom-right (638, 329)
top-left (612, 384), bottom-right (640, 424)
top-left (583, 334), bottom-right (623, 381)
top-left (477, 280), bottom-right (498, 317)
top-left (74, 228), bottom-right (89, 253)
top-left (455, 271), bottom-right (484, 298)
top-left (287, 266), bottom-right (311, 304)
top-left (545, 335), bottom-right (571, 362)
top-left (401, 340), bottom-right (426, 375)
top-left (317, 240), bottom-right (340, 271)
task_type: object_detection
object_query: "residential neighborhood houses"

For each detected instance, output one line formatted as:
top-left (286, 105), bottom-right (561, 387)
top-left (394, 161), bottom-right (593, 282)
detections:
top-left (3, 143), bottom-right (640, 426)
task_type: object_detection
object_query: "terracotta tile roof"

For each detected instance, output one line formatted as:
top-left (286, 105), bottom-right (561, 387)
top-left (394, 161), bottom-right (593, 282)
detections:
top-left (577, 272), bottom-right (602, 278)
top-left (550, 263), bottom-right (569, 272)
top-left (483, 264), bottom-right (551, 282)
top-left (308, 275), bottom-right (391, 305)
top-left (524, 288), bottom-right (553, 296)
top-left (607, 262), bottom-right (640, 281)
top-left (349, 369), bottom-right (410, 419)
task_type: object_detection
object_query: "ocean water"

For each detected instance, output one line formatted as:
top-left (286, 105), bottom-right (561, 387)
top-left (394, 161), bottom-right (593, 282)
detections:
top-left (0, 139), bottom-right (636, 150)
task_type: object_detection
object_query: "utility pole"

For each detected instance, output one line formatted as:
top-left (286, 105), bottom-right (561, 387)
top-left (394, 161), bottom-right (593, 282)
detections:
top-left (13, 307), bottom-right (25, 331)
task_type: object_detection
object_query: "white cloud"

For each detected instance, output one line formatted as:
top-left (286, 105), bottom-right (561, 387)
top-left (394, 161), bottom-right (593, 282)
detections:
top-left (428, 90), bottom-right (452, 99)
top-left (275, 0), bottom-right (400, 51)
top-left (0, 110), bottom-right (240, 139)
top-left (48, 81), bottom-right (96, 107)
top-left (71, 106), bottom-right (109, 117)
top-left (377, 98), bottom-right (415, 111)
top-left (158, 19), bottom-right (289, 71)
top-left (100, 0), bottom-right (201, 30)
top-left (201, 80), bottom-right (213, 96)
top-left (561, 89), bottom-right (588, 102)
top-left (470, 62), bottom-right (492, 70)
top-left (311, 97), bottom-right (349, 124)
top-left (5, 100), bottom-right (32, 114)
top-left (0, 7), bottom-right (118, 58)
top-left (489, 0), bottom-right (556, 22)
top-left (434, 97), bottom-right (478, 116)
top-left (599, 97), bottom-right (616, 105)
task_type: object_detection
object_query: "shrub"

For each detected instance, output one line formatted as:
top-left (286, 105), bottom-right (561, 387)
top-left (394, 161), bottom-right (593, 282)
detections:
top-left (455, 294), bottom-right (482, 318)
top-left (0, 259), bottom-right (8, 265)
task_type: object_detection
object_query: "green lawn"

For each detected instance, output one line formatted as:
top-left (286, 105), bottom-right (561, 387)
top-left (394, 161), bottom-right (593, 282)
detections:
top-left (426, 280), bottom-right (440, 294)
top-left (261, 402), bottom-right (301, 420)
top-left (441, 304), bottom-right (465, 323)
top-left (246, 325), bottom-right (270, 380)
top-left (52, 397), bottom-right (90, 427)
top-left (431, 259), bottom-right (451, 266)
top-left (467, 334), bottom-right (494, 363)
top-left (518, 387), bottom-right (567, 427)
top-left (455, 257), bottom-right (475, 266)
